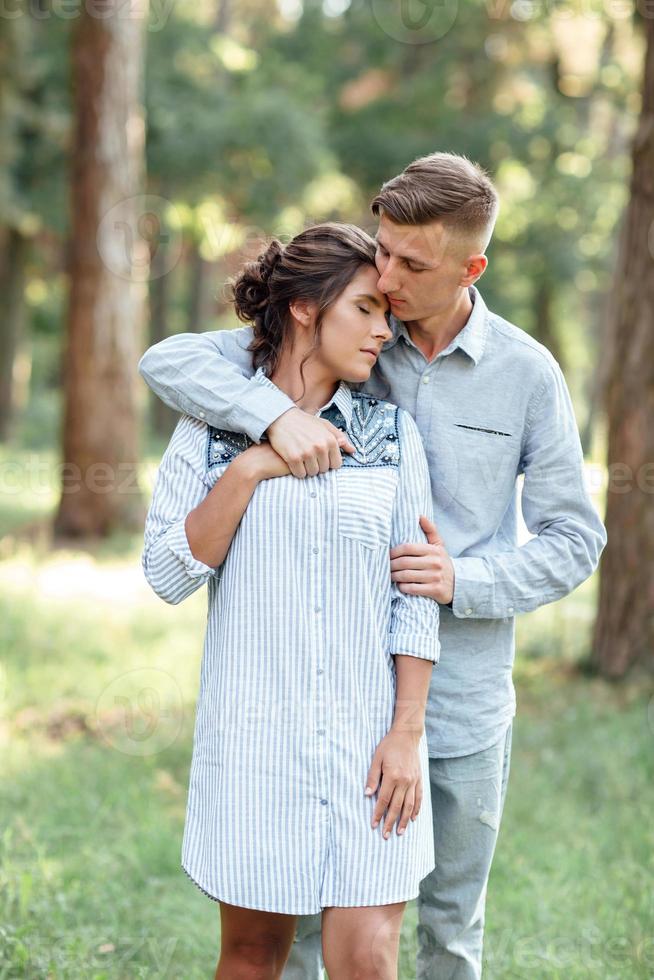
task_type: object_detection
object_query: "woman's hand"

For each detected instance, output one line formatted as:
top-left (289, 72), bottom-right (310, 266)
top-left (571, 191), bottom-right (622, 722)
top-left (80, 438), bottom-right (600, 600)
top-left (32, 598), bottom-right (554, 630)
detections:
top-left (239, 443), bottom-right (292, 481)
top-left (364, 730), bottom-right (423, 839)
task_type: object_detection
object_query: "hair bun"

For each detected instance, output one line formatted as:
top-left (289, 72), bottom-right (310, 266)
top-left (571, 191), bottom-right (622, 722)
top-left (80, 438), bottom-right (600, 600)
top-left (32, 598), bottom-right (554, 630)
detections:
top-left (231, 239), bottom-right (284, 324)
top-left (259, 240), bottom-right (284, 283)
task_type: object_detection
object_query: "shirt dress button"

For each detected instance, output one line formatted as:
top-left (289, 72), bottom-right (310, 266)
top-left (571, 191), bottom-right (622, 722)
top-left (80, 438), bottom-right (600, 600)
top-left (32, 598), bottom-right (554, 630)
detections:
top-left (422, 376), bottom-right (430, 384)
top-left (320, 799), bottom-right (328, 806)
top-left (310, 491), bottom-right (317, 498)
top-left (317, 669), bottom-right (324, 675)
top-left (312, 548), bottom-right (319, 555)
top-left (317, 729), bottom-right (326, 735)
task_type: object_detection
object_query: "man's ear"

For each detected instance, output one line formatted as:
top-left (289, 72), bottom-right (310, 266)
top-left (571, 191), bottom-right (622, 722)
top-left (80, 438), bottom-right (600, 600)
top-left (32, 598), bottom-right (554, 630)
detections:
top-left (460, 254), bottom-right (488, 288)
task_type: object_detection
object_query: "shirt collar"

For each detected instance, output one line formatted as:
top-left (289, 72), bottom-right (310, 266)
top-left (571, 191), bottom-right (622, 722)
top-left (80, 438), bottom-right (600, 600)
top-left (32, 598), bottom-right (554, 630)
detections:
top-left (383, 284), bottom-right (490, 366)
top-left (252, 366), bottom-right (354, 428)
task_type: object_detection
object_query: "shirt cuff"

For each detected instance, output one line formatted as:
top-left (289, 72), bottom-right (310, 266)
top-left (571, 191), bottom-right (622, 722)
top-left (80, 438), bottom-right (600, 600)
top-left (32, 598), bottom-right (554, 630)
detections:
top-left (450, 556), bottom-right (494, 619)
top-left (225, 375), bottom-right (296, 443)
top-left (165, 518), bottom-right (220, 578)
top-left (388, 632), bottom-right (440, 663)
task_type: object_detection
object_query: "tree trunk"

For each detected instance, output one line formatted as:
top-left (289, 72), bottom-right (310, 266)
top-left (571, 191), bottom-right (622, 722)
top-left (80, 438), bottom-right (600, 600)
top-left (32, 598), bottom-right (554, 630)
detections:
top-left (54, 0), bottom-right (149, 537)
top-left (533, 278), bottom-right (563, 369)
top-left (187, 240), bottom-right (212, 334)
top-left (591, 16), bottom-right (654, 677)
top-left (149, 244), bottom-right (178, 437)
top-left (0, 228), bottom-right (29, 442)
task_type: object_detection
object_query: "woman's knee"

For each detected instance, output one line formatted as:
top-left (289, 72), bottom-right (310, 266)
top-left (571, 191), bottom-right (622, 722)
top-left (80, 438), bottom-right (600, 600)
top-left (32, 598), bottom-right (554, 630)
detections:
top-left (218, 904), bottom-right (296, 978)
top-left (322, 903), bottom-right (405, 980)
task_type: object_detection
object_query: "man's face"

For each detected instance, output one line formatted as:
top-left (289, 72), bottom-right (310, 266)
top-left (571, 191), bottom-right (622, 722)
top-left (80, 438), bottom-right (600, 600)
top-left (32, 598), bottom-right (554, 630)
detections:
top-left (374, 212), bottom-right (481, 322)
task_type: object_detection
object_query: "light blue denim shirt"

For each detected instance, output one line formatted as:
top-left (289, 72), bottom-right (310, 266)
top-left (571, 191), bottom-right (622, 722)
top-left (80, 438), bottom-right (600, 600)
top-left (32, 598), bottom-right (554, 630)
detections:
top-left (138, 285), bottom-right (607, 757)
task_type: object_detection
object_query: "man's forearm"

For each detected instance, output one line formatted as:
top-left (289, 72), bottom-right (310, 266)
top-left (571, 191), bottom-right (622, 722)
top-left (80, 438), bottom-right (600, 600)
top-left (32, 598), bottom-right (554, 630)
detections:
top-left (138, 330), bottom-right (295, 441)
top-left (450, 510), bottom-right (606, 620)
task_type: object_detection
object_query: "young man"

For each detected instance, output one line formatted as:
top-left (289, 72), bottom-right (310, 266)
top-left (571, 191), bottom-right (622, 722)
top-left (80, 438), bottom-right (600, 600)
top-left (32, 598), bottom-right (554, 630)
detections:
top-left (138, 152), bottom-right (606, 979)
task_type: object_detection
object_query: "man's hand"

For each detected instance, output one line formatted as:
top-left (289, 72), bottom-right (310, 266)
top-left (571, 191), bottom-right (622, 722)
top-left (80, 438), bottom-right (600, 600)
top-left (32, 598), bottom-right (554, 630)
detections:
top-left (390, 516), bottom-right (455, 605)
top-left (266, 407), bottom-right (356, 478)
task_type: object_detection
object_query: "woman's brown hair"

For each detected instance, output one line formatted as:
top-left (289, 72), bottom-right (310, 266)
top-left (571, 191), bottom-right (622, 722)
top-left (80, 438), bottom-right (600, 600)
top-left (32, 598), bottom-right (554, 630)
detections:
top-left (229, 222), bottom-right (377, 385)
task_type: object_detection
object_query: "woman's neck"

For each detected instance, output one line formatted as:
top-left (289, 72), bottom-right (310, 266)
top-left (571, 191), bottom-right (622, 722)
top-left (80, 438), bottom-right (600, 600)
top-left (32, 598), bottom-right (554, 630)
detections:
top-left (270, 349), bottom-right (339, 416)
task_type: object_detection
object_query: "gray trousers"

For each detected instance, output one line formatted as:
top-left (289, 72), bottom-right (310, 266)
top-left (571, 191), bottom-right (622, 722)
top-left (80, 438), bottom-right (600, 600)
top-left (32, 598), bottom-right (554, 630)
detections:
top-left (281, 723), bottom-right (513, 980)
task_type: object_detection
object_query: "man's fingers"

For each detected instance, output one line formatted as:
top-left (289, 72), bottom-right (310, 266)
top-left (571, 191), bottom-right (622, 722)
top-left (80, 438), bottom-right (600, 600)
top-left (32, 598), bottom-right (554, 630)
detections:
top-left (396, 582), bottom-right (434, 596)
top-left (328, 442), bottom-right (344, 470)
top-left (390, 554), bottom-right (435, 571)
top-left (286, 457), bottom-right (308, 479)
top-left (391, 569), bottom-right (433, 583)
top-left (390, 543), bottom-right (433, 559)
top-left (321, 419), bottom-right (356, 455)
top-left (420, 514), bottom-right (443, 544)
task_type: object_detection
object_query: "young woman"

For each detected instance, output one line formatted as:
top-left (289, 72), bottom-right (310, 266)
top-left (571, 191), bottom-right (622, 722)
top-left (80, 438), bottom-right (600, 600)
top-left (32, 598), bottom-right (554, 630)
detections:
top-left (142, 223), bottom-right (440, 980)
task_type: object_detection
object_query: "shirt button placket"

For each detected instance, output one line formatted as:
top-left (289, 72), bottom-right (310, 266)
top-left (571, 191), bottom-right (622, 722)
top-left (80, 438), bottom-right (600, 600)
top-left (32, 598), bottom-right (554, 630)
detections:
top-left (307, 480), bottom-right (330, 824)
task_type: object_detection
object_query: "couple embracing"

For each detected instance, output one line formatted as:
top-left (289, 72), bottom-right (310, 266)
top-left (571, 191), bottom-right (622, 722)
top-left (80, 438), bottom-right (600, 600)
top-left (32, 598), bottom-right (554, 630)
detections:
top-left (139, 152), bottom-right (606, 979)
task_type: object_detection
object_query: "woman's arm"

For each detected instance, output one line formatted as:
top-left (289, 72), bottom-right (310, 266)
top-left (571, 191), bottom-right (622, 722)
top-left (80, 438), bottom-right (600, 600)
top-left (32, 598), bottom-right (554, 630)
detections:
top-left (365, 408), bottom-right (439, 838)
top-left (389, 655), bottom-right (434, 741)
top-left (185, 444), bottom-right (290, 567)
top-left (143, 417), bottom-right (290, 604)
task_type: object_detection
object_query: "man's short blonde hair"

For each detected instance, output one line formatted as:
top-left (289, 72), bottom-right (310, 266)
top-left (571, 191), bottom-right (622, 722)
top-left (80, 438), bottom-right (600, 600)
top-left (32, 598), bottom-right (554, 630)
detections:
top-left (371, 152), bottom-right (499, 250)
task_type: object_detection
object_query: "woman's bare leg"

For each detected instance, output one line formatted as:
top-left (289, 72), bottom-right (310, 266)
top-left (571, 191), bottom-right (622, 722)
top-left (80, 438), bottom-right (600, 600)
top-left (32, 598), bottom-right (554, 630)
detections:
top-left (215, 901), bottom-right (298, 980)
top-left (321, 902), bottom-right (406, 980)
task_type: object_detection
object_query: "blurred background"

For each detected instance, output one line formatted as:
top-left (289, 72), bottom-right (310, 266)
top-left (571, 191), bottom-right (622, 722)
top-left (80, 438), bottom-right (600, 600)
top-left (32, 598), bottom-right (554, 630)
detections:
top-left (0, 0), bottom-right (652, 976)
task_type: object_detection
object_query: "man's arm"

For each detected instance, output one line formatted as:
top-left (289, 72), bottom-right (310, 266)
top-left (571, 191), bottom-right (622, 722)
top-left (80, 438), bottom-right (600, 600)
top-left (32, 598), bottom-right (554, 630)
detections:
top-left (450, 359), bottom-right (607, 619)
top-left (138, 327), bottom-right (294, 442)
top-left (138, 327), bottom-right (355, 477)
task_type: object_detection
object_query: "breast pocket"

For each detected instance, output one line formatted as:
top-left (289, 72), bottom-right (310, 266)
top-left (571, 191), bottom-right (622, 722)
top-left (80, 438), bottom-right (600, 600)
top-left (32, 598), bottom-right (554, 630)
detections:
top-left (336, 467), bottom-right (398, 550)
top-left (435, 416), bottom-right (521, 518)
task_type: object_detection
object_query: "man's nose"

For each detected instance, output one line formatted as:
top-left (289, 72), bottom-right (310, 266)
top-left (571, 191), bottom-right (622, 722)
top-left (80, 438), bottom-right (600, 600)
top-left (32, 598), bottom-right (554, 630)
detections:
top-left (377, 261), bottom-right (400, 293)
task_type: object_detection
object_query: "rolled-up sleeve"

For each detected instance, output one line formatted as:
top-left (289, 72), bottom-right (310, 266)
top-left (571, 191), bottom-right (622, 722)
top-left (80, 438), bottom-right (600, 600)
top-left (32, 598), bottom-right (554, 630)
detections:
top-left (388, 409), bottom-right (440, 663)
top-left (142, 415), bottom-right (220, 605)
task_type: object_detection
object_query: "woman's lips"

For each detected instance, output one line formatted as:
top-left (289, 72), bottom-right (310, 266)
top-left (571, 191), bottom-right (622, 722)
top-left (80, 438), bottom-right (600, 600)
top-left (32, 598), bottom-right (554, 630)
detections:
top-left (360, 349), bottom-right (378, 359)
top-left (389, 297), bottom-right (405, 305)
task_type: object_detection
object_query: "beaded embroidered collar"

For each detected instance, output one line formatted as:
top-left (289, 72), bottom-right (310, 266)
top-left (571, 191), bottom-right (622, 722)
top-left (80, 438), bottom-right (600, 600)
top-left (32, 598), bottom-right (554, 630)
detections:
top-left (206, 393), bottom-right (401, 471)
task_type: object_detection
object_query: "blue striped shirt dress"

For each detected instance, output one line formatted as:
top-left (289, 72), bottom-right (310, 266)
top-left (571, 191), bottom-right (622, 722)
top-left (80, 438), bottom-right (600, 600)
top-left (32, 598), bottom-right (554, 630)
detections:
top-left (142, 367), bottom-right (440, 914)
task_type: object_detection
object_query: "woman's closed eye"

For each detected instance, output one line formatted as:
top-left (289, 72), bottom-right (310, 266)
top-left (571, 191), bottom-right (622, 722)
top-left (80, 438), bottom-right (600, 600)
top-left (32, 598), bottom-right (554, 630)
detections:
top-left (358, 306), bottom-right (370, 315)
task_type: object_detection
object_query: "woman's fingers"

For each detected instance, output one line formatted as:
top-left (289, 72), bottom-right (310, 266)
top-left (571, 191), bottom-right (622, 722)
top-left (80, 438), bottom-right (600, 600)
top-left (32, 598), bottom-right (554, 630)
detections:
top-left (381, 785), bottom-right (409, 839)
top-left (365, 750), bottom-right (382, 800)
top-left (412, 777), bottom-right (423, 821)
top-left (396, 787), bottom-right (416, 836)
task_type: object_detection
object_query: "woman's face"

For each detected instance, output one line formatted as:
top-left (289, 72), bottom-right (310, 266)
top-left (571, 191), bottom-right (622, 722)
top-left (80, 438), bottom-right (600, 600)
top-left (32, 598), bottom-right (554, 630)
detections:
top-left (309, 265), bottom-right (393, 384)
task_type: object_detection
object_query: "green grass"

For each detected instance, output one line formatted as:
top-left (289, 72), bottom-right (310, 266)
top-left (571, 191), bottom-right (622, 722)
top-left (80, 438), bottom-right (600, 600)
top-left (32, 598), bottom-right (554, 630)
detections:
top-left (1, 448), bottom-right (652, 978)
